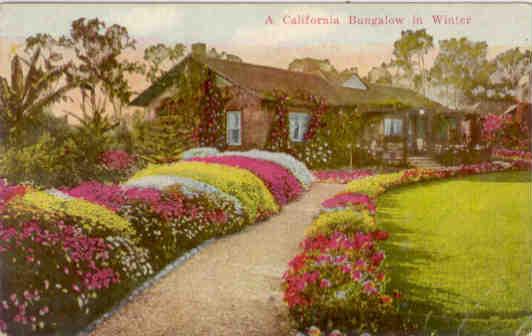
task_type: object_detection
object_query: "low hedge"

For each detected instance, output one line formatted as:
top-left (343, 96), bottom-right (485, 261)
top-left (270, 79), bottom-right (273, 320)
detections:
top-left (284, 159), bottom-right (532, 336)
top-left (0, 150), bottom-right (312, 335)
top-left (130, 161), bottom-right (280, 221)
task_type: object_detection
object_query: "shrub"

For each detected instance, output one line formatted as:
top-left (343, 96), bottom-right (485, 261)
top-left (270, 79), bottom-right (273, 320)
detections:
top-left (218, 150), bottom-right (315, 189)
top-left (313, 170), bottom-right (374, 184)
top-left (321, 193), bottom-right (376, 214)
top-left (63, 181), bottom-right (245, 270)
top-left (123, 175), bottom-right (244, 216)
top-left (99, 150), bottom-right (137, 182)
top-left (282, 232), bottom-right (395, 333)
top-left (19, 191), bottom-right (135, 239)
top-left (130, 161), bottom-right (279, 221)
top-left (343, 173), bottom-right (403, 197)
top-left (306, 209), bottom-right (375, 237)
top-left (190, 155), bottom-right (303, 205)
top-left (0, 206), bottom-right (152, 335)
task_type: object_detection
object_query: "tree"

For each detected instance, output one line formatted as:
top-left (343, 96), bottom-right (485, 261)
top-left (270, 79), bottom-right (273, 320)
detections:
top-left (391, 29), bottom-right (433, 94)
top-left (430, 37), bottom-right (488, 108)
top-left (60, 18), bottom-right (144, 122)
top-left (144, 43), bottom-right (186, 83)
top-left (0, 46), bottom-right (74, 146)
top-left (486, 48), bottom-right (531, 99)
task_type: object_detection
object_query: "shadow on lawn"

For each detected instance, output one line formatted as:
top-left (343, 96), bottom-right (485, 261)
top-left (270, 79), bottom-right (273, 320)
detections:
top-left (464, 171), bottom-right (531, 183)
top-left (377, 186), bottom-right (532, 334)
top-left (377, 195), bottom-right (457, 313)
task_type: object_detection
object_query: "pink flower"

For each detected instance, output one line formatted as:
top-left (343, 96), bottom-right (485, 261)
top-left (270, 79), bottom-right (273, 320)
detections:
top-left (321, 192), bottom-right (376, 214)
top-left (320, 279), bottom-right (331, 288)
top-left (99, 150), bottom-right (136, 171)
top-left (190, 155), bottom-right (303, 205)
top-left (314, 170), bottom-right (374, 184)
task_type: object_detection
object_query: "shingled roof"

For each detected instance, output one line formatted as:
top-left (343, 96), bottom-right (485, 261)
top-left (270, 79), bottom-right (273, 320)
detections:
top-left (130, 55), bottom-right (449, 112)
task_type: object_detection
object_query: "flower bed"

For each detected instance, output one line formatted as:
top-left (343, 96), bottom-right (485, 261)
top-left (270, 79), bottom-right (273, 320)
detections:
top-left (313, 169), bottom-right (374, 184)
top-left (217, 149), bottom-right (315, 189)
top-left (492, 148), bottom-right (532, 162)
top-left (62, 181), bottom-right (245, 270)
top-left (190, 155), bottom-right (303, 205)
top-left (0, 151), bottom-right (310, 335)
top-left (0, 195), bottom-right (152, 335)
top-left (284, 160), bottom-right (531, 336)
top-left (130, 161), bottom-right (279, 221)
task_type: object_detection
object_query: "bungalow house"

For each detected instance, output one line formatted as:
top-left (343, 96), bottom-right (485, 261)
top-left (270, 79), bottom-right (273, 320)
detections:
top-left (131, 43), bottom-right (464, 165)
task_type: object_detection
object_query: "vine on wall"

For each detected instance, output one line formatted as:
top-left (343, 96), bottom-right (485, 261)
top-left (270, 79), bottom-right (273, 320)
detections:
top-left (197, 70), bottom-right (230, 149)
top-left (264, 90), bottom-right (332, 169)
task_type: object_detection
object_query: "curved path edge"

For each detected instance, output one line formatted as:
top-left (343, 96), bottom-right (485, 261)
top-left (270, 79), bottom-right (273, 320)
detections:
top-left (90, 183), bottom-right (345, 336)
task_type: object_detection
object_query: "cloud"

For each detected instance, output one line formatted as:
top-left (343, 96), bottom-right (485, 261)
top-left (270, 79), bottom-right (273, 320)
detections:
top-left (106, 6), bottom-right (184, 39)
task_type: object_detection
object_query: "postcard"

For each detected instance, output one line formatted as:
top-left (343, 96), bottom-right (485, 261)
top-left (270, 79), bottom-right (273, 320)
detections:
top-left (0, 2), bottom-right (530, 336)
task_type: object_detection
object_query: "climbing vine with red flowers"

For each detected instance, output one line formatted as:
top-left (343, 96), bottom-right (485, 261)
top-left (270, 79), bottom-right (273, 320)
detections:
top-left (264, 90), bottom-right (332, 168)
top-left (197, 70), bottom-right (230, 149)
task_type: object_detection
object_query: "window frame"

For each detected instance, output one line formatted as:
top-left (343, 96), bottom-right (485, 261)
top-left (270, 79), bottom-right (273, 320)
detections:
top-left (289, 112), bottom-right (310, 142)
top-left (383, 117), bottom-right (403, 137)
top-left (226, 110), bottom-right (242, 146)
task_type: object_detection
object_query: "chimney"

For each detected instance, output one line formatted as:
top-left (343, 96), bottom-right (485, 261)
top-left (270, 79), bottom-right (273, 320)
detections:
top-left (191, 43), bottom-right (207, 58)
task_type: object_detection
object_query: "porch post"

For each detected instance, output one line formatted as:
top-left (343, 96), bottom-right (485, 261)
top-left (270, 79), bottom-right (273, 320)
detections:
top-left (402, 111), bottom-right (408, 164)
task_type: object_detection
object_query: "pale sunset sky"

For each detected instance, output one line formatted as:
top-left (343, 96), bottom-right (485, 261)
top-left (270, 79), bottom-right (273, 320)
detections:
top-left (0, 3), bottom-right (530, 113)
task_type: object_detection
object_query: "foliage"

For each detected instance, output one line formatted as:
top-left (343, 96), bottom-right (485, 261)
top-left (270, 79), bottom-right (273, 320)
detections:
top-left (191, 155), bottom-right (304, 205)
top-left (433, 144), bottom-right (491, 166)
top-left (313, 170), bottom-right (374, 184)
top-left (124, 174), bottom-right (244, 216)
top-left (391, 29), bottom-right (433, 93)
top-left (321, 193), bottom-right (377, 214)
top-left (19, 191), bottom-right (135, 238)
top-left (0, 202), bottom-right (152, 335)
top-left (282, 232), bottom-right (396, 333)
top-left (143, 43), bottom-right (186, 83)
top-left (63, 181), bottom-right (244, 270)
top-left (481, 113), bottom-right (529, 150)
top-left (305, 209), bottom-right (376, 237)
top-left (0, 47), bottom-right (73, 146)
top-left (264, 90), bottom-right (291, 152)
top-left (430, 37), bottom-right (489, 107)
top-left (217, 149), bottom-right (315, 188)
top-left (197, 70), bottom-right (230, 148)
top-left (130, 161), bottom-right (279, 221)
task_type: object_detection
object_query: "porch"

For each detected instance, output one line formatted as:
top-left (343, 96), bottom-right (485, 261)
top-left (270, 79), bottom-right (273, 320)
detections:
top-left (361, 108), bottom-right (477, 165)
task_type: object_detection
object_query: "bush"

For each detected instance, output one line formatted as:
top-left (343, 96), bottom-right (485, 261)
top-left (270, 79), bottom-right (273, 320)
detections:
top-left (282, 232), bottom-right (395, 333)
top-left (0, 133), bottom-right (136, 188)
top-left (130, 161), bottom-right (279, 221)
top-left (0, 204), bottom-right (152, 335)
top-left (343, 173), bottom-right (403, 197)
top-left (190, 155), bottom-right (303, 205)
top-left (63, 181), bottom-right (245, 270)
top-left (305, 209), bottom-right (375, 237)
top-left (19, 191), bottom-right (135, 239)
top-left (218, 150), bottom-right (315, 189)
top-left (123, 175), bottom-right (244, 216)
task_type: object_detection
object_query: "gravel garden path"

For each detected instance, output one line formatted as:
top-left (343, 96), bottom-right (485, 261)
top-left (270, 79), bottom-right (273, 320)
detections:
top-left (91, 182), bottom-right (345, 336)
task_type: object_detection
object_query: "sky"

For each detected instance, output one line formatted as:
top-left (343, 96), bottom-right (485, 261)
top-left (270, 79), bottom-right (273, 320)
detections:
top-left (0, 3), bottom-right (530, 74)
top-left (0, 2), bottom-right (530, 119)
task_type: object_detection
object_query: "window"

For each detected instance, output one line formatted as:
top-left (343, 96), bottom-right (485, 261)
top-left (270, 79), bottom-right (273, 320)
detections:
top-left (383, 118), bottom-right (403, 136)
top-left (226, 111), bottom-right (241, 145)
top-left (289, 112), bottom-right (310, 142)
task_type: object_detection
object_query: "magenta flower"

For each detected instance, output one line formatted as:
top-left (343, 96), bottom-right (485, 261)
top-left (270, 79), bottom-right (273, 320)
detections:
top-left (100, 150), bottom-right (136, 172)
top-left (190, 155), bottom-right (304, 205)
top-left (313, 170), bottom-right (374, 184)
top-left (321, 192), bottom-right (376, 214)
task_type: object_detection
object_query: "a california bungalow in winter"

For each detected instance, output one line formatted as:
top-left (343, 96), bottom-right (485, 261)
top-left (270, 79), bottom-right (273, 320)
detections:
top-left (131, 43), bottom-right (476, 165)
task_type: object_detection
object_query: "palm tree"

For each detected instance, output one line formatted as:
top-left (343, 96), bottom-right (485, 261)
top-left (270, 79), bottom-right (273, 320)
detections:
top-left (0, 48), bottom-right (73, 146)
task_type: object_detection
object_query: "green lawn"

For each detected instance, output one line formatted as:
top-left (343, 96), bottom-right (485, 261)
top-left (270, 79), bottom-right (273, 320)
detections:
top-left (377, 172), bottom-right (532, 336)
